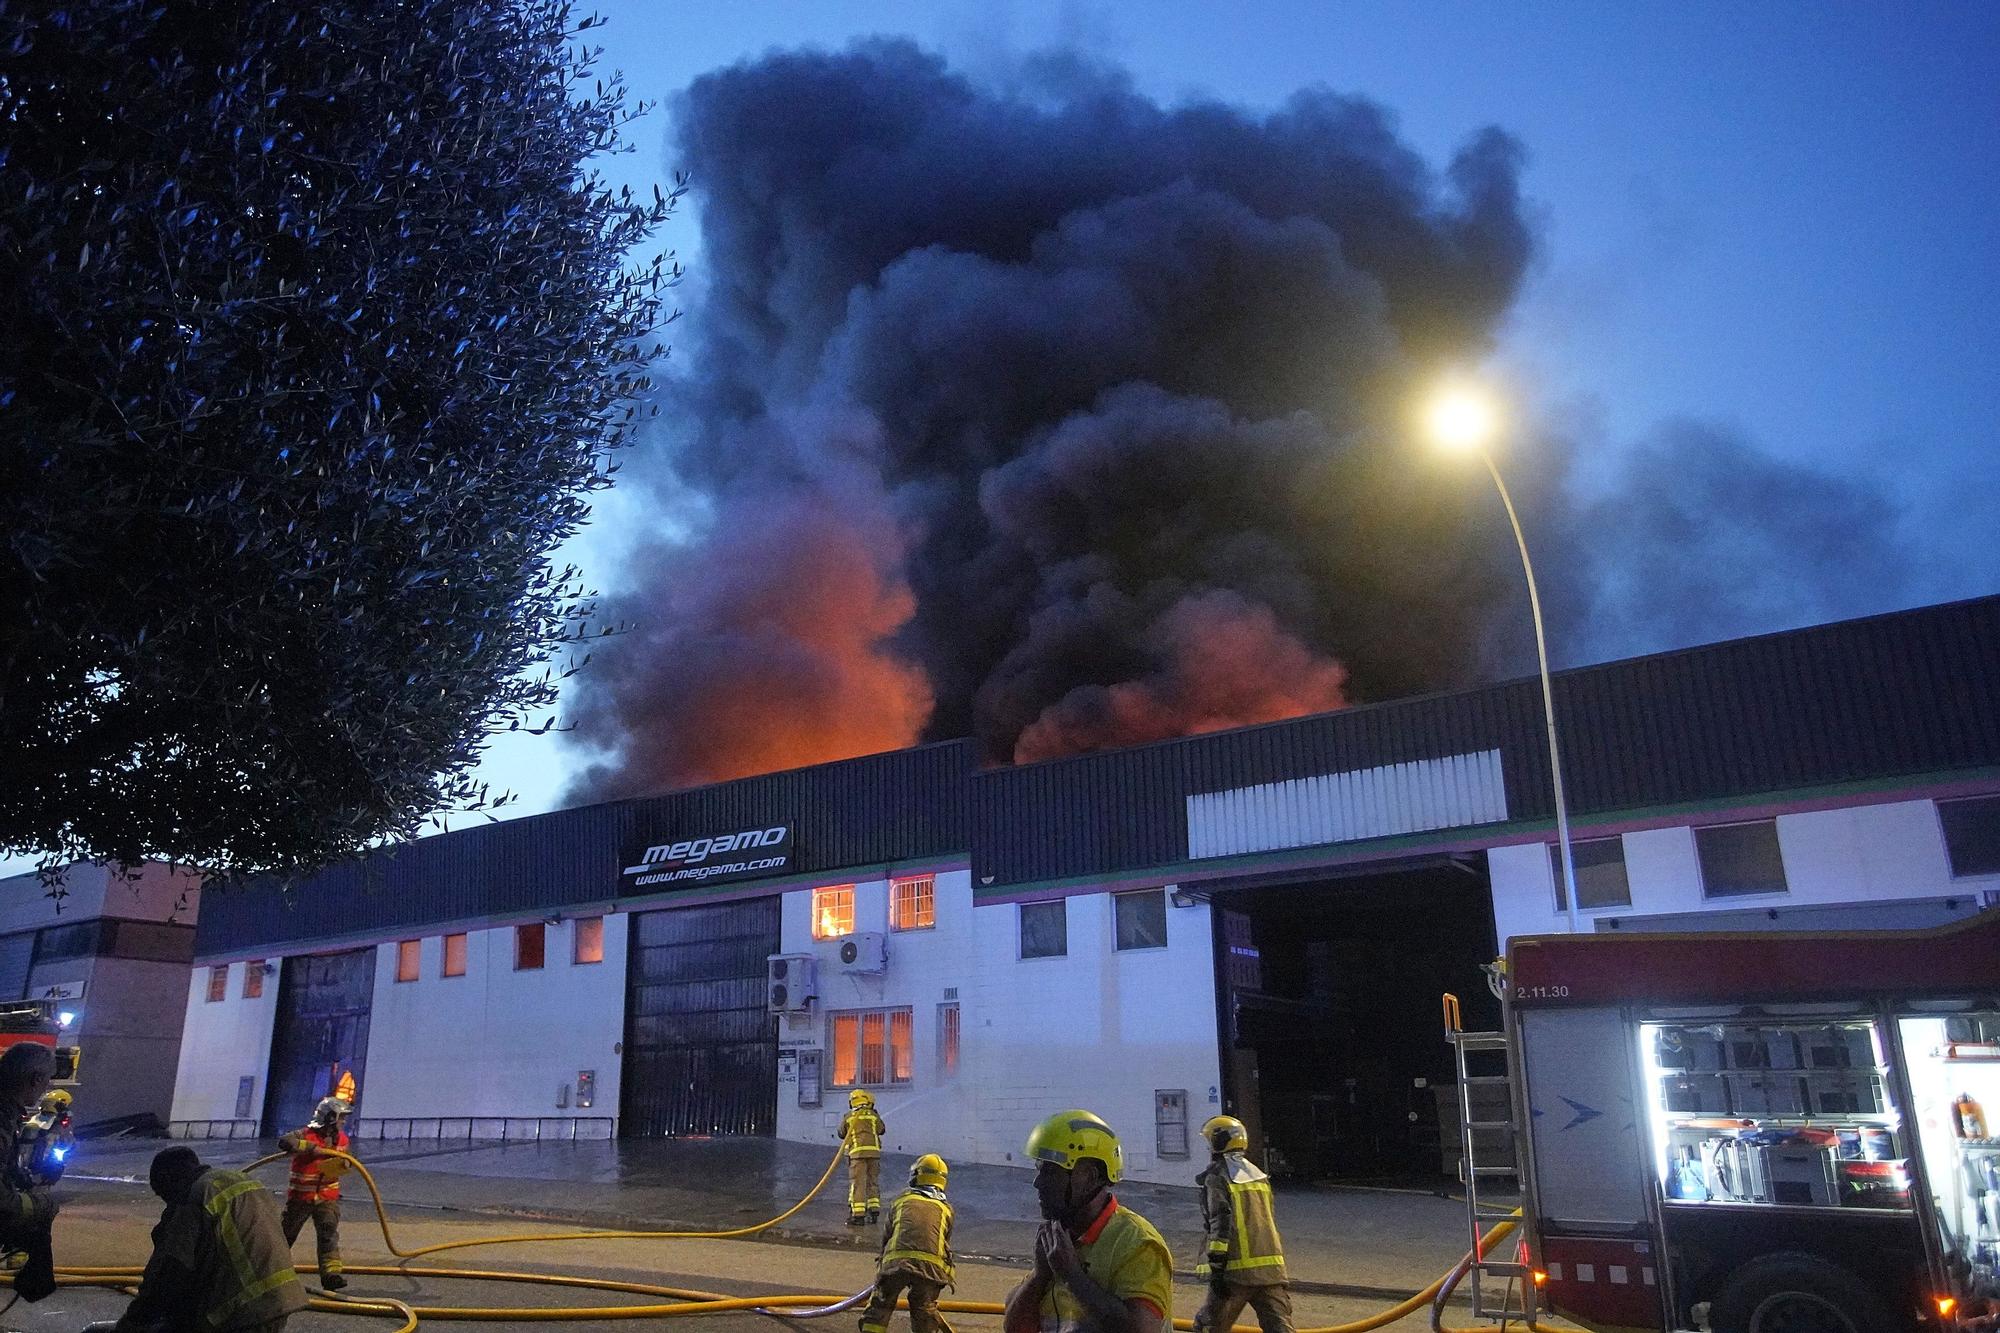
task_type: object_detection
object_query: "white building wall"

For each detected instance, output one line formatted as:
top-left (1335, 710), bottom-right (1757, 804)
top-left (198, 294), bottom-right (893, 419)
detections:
top-left (360, 913), bottom-right (628, 1130)
top-left (1490, 798), bottom-right (1995, 946)
top-left (772, 868), bottom-right (1220, 1185)
top-left (169, 961), bottom-right (279, 1129)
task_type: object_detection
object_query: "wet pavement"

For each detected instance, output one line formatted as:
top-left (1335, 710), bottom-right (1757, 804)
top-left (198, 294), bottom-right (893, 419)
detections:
top-left (16, 1189), bottom-right (1438, 1333)
top-left (66, 1136), bottom-right (1495, 1299)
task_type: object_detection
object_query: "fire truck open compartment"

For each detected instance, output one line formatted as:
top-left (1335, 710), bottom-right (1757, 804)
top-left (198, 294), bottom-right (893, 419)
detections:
top-left (1505, 910), bottom-right (2000, 1333)
top-left (1901, 1009), bottom-right (2000, 1300)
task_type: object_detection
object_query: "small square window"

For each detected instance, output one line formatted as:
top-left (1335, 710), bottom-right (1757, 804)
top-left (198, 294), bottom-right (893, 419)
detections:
top-left (1939, 795), bottom-right (2000, 878)
top-left (1696, 821), bottom-right (1789, 898)
top-left (812, 886), bottom-right (855, 940)
top-left (205, 965), bottom-right (229, 1003)
top-left (1020, 900), bottom-right (1067, 959)
top-left (395, 939), bottom-right (421, 982)
top-left (1114, 890), bottom-right (1168, 951)
top-left (515, 922), bottom-right (546, 970)
top-left (442, 933), bottom-right (468, 978)
top-left (241, 961), bottom-right (265, 1000)
top-left (574, 916), bottom-right (605, 965)
top-left (891, 876), bottom-right (936, 931)
top-left (1549, 837), bottom-right (1633, 911)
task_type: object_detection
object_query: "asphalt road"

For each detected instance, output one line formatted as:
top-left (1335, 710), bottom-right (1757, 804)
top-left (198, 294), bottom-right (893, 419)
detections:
top-left (10, 1179), bottom-right (1441, 1333)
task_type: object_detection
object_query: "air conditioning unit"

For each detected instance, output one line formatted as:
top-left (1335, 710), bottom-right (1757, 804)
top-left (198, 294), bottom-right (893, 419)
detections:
top-left (767, 954), bottom-right (817, 1013)
top-left (837, 932), bottom-right (887, 974)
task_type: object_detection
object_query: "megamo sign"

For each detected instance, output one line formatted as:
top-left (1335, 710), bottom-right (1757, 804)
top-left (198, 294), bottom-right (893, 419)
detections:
top-left (619, 824), bottom-right (793, 891)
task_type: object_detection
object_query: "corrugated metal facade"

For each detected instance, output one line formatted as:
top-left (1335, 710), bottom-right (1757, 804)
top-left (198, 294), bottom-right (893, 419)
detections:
top-left (971, 595), bottom-right (2000, 887)
top-left (1186, 749), bottom-right (1509, 860)
top-left (197, 596), bottom-right (2000, 952)
top-left (198, 741), bottom-right (974, 958)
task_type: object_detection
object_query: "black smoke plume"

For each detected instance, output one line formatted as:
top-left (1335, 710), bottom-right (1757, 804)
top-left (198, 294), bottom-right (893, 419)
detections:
top-left (563, 41), bottom-right (1908, 802)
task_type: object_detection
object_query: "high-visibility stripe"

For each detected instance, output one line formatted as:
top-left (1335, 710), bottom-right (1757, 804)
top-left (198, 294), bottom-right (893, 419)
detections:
top-left (1225, 1174), bottom-right (1284, 1270)
top-left (883, 1248), bottom-right (950, 1266)
top-left (206, 1181), bottom-right (296, 1326)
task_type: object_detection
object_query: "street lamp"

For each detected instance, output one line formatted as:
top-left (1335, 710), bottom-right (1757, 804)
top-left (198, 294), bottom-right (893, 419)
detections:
top-left (1423, 379), bottom-right (1583, 934)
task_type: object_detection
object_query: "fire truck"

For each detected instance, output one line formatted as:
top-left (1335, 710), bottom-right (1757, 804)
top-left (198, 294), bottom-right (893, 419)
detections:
top-left (1447, 908), bottom-right (2000, 1333)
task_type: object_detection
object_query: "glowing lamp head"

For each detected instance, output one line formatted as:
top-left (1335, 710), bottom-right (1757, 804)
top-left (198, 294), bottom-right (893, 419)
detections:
top-left (1423, 381), bottom-right (1501, 455)
top-left (57, 1011), bottom-right (75, 1028)
top-left (1532, 1270), bottom-right (1548, 1288)
top-left (1937, 1295), bottom-right (1958, 1318)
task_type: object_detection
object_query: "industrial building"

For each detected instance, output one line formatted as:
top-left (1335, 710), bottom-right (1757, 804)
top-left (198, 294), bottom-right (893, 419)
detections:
top-left (0, 861), bottom-right (201, 1127)
top-left (170, 595), bottom-right (2000, 1183)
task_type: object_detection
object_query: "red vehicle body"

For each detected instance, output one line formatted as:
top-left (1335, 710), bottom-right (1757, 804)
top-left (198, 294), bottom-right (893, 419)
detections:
top-left (1503, 909), bottom-right (2000, 1333)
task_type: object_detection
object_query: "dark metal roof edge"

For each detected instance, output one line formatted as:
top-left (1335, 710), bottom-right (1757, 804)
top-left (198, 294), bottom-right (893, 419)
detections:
top-left (979, 592), bottom-right (2000, 783)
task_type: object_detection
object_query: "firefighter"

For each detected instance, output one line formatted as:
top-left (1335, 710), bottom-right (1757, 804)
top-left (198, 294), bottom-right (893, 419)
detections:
top-left (114, 1145), bottom-right (308, 1331)
top-left (859, 1153), bottom-right (955, 1333)
top-left (1004, 1110), bottom-right (1172, 1333)
top-left (0, 1043), bottom-right (57, 1294)
top-left (1192, 1115), bottom-right (1294, 1333)
top-left (839, 1088), bottom-right (887, 1225)
top-left (277, 1093), bottom-right (352, 1290)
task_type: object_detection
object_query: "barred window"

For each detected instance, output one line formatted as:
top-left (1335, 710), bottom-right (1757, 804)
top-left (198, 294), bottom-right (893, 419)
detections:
top-left (828, 1007), bottom-right (914, 1087)
top-left (813, 885), bottom-right (856, 940)
top-left (891, 876), bottom-right (936, 931)
top-left (937, 1003), bottom-right (961, 1079)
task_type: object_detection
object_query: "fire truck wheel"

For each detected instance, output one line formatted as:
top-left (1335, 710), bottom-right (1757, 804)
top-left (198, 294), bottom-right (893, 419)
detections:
top-left (1709, 1252), bottom-right (1896, 1333)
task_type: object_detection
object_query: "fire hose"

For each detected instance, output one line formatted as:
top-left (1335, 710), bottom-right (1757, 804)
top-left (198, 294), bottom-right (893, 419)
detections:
top-left (18, 1145), bottom-right (1570, 1331)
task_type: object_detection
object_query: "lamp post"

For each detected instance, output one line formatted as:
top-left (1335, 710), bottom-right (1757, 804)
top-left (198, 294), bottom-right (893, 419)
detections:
top-left (1423, 382), bottom-right (1583, 934)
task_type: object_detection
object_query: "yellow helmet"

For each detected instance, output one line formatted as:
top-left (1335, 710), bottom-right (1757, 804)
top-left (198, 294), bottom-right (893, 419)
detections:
top-left (1202, 1114), bottom-right (1249, 1154)
top-left (1025, 1110), bottom-right (1123, 1184)
top-left (849, 1088), bottom-right (875, 1108)
top-left (910, 1153), bottom-right (948, 1189)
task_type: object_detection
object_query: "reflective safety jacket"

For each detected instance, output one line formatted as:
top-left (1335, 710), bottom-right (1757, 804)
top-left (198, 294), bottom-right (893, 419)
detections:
top-left (280, 1124), bottom-right (350, 1202)
top-left (839, 1109), bottom-right (885, 1158)
top-left (878, 1185), bottom-right (954, 1285)
top-left (123, 1167), bottom-right (309, 1331)
top-left (1195, 1152), bottom-right (1287, 1285)
top-left (1039, 1197), bottom-right (1173, 1333)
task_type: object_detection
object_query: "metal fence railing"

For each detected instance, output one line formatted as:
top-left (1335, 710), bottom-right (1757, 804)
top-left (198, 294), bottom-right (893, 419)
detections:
top-left (352, 1116), bottom-right (617, 1143)
top-left (170, 1119), bottom-right (263, 1140)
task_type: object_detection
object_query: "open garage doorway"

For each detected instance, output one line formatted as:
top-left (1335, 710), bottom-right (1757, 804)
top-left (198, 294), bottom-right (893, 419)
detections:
top-left (1210, 856), bottom-right (1500, 1184)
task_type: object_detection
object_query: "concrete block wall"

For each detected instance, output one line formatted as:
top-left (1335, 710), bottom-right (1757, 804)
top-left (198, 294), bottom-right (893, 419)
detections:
top-left (1490, 797), bottom-right (2000, 945)
top-left (168, 960), bottom-right (278, 1128)
top-left (771, 867), bottom-right (1220, 1185)
top-left (360, 913), bottom-right (629, 1127)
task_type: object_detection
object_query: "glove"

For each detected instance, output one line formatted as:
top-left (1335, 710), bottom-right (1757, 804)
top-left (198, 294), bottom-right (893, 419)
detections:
top-left (1208, 1273), bottom-right (1230, 1297)
top-left (14, 1220), bottom-right (55, 1302)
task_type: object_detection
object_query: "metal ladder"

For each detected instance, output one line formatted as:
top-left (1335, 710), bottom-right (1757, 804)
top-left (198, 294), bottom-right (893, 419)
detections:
top-left (1442, 992), bottom-right (1538, 1325)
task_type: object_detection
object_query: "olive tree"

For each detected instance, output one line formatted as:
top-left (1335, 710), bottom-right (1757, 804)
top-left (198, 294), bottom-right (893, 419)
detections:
top-left (0, 0), bottom-right (679, 882)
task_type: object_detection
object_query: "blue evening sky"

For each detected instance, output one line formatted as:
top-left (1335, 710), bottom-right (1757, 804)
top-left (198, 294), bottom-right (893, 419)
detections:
top-left (463, 0), bottom-right (1997, 822)
top-left (17, 4), bottom-right (1991, 878)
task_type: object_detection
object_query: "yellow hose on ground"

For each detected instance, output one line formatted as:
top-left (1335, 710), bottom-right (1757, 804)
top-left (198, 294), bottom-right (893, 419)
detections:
top-left (233, 1143), bottom-right (846, 1261)
top-left (28, 1143), bottom-right (1569, 1330)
